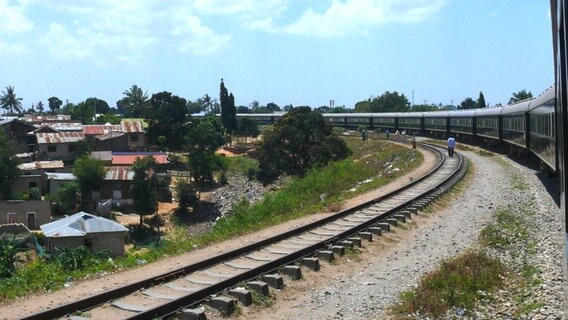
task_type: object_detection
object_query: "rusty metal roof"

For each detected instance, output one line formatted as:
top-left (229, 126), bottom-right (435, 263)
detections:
top-left (24, 114), bottom-right (72, 123)
top-left (18, 160), bottom-right (65, 171)
top-left (96, 132), bottom-right (125, 141)
top-left (41, 122), bottom-right (83, 131)
top-left (104, 166), bottom-right (134, 181)
top-left (120, 120), bottom-right (144, 133)
top-left (83, 124), bottom-right (121, 136)
top-left (112, 153), bottom-right (168, 165)
top-left (36, 132), bottom-right (85, 144)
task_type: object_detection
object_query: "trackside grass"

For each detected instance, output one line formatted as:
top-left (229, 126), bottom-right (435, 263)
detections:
top-left (0, 138), bottom-right (421, 302)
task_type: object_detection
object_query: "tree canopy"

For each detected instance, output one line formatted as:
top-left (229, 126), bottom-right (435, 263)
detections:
top-left (477, 91), bottom-right (487, 108)
top-left (73, 157), bottom-right (105, 210)
top-left (144, 91), bottom-right (188, 149)
top-left (48, 96), bottom-right (62, 114)
top-left (0, 130), bottom-right (21, 200)
top-left (458, 97), bottom-right (476, 110)
top-left (129, 156), bottom-right (157, 226)
top-left (354, 91), bottom-right (410, 113)
top-left (0, 86), bottom-right (22, 115)
top-left (220, 79), bottom-right (237, 134)
top-left (122, 85), bottom-right (148, 117)
top-left (185, 116), bottom-right (225, 186)
top-left (509, 89), bottom-right (533, 104)
top-left (256, 107), bottom-right (352, 185)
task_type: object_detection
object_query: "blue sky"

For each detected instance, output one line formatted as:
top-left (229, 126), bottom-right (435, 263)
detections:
top-left (0, 0), bottom-right (554, 110)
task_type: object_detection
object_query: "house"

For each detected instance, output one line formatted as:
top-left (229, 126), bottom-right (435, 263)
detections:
top-left (45, 172), bottom-right (77, 195)
top-left (111, 152), bottom-right (168, 168)
top-left (18, 160), bottom-right (66, 174)
top-left (0, 200), bottom-right (51, 230)
top-left (36, 132), bottom-right (85, 161)
top-left (95, 132), bottom-right (128, 152)
top-left (0, 118), bottom-right (36, 152)
top-left (23, 114), bottom-right (73, 124)
top-left (13, 174), bottom-right (44, 195)
top-left (40, 211), bottom-right (128, 257)
top-left (120, 120), bottom-right (145, 150)
top-left (101, 166), bottom-right (135, 206)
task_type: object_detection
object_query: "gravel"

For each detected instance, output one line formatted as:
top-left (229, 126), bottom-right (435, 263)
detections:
top-left (236, 150), bottom-right (567, 320)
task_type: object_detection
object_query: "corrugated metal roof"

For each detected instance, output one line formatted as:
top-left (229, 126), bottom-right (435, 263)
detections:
top-left (112, 154), bottom-right (168, 165)
top-left (83, 124), bottom-right (121, 136)
top-left (42, 122), bottom-right (83, 131)
top-left (45, 172), bottom-right (76, 180)
top-left (91, 151), bottom-right (113, 161)
top-left (36, 132), bottom-right (85, 144)
top-left (105, 166), bottom-right (134, 181)
top-left (40, 211), bottom-right (128, 237)
top-left (120, 120), bottom-right (144, 133)
top-left (24, 114), bottom-right (72, 123)
top-left (18, 160), bottom-right (65, 171)
top-left (96, 132), bottom-right (125, 141)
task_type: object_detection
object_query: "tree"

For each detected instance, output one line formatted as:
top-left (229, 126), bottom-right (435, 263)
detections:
top-left (185, 117), bottom-right (225, 186)
top-left (459, 97), bottom-right (476, 110)
top-left (0, 86), bottom-right (23, 115)
top-left (256, 107), bottom-right (352, 185)
top-left (477, 92), bottom-right (487, 108)
top-left (144, 91), bottom-right (188, 149)
top-left (73, 157), bottom-right (105, 210)
top-left (69, 100), bottom-right (96, 124)
top-left (266, 102), bottom-right (281, 112)
top-left (283, 104), bottom-right (294, 112)
top-left (37, 101), bottom-right (44, 114)
top-left (411, 104), bottom-right (439, 112)
top-left (186, 100), bottom-right (202, 115)
top-left (122, 85), bottom-right (148, 117)
top-left (197, 94), bottom-right (214, 114)
top-left (175, 179), bottom-right (198, 215)
top-left (220, 79), bottom-right (237, 135)
top-left (52, 182), bottom-right (80, 216)
top-left (0, 130), bottom-right (21, 200)
top-left (95, 113), bottom-right (121, 125)
top-left (48, 96), bottom-right (62, 114)
top-left (236, 105), bottom-right (250, 113)
top-left (235, 117), bottom-right (260, 143)
top-left (129, 156), bottom-right (157, 226)
top-left (509, 90), bottom-right (533, 104)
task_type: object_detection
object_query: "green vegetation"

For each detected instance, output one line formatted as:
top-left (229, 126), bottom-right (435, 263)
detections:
top-left (0, 138), bottom-right (421, 302)
top-left (391, 251), bottom-right (505, 318)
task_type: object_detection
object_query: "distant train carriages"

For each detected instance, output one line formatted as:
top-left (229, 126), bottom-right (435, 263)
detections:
top-left (397, 112), bottom-right (423, 133)
top-left (449, 110), bottom-right (476, 136)
top-left (372, 113), bottom-right (397, 130)
top-left (236, 113), bottom-right (284, 125)
top-left (527, 86), bottom-right (556, 170)
top-left (424, 111), bottom-right (449, 134)
top-left (500, 99), bottom-right (532, 148)
top-left (473, 107), bottom-right (502, 140)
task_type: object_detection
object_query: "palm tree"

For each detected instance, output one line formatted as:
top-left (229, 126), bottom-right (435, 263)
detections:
top-left (509, 90), bottom-right (533, 104)
top-left (123, 85), bottom-right (148, 117)
top-left (0, 86), bottom-right (23, 115)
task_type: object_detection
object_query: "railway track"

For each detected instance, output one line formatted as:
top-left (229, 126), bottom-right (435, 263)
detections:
top-left (22, 143), bottom-right (466, 320)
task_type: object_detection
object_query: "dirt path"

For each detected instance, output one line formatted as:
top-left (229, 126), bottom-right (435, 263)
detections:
top-left (0, 144), bottom-right (436, 320)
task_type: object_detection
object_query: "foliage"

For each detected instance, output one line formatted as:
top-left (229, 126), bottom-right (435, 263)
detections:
top-left (220, 79), bottom-right (237, 134)
top-left (95, 113), bottom-right (121, 124)
top-left (122, 85), bottom-right (148, 117)
top-left (459, 97), bottom-right (476, 109)
top-left (48, 96), bottom-right (62, 114)
top-left (144, 91), bottom-right (188, 149)
top-left (235, 117), bottom-right (259, 142)
top-left (50, 246), bottom-right (109, 271)
top-left (175, 179), bottom-right (199, 215)
top-left (185, 117), bottom-right (225, 186)
top-left (74, 138), bottom-right (95, 158)
top-left (73, 157), bottom-right (105, 210)
top-left (0, 130), bottom-right (21, 200)
top-left (256, 107), bottom-right (351, 184)
top-left (27, 187), bottom-right (41, 200)
top-left (477, 91), bottom-right (487, 108)
top-left (130, 156), bottom-right (157, 226)
top-left (354, 91), bottom-right (410, 113)
top-left (36, 101), bottom-right (44, 113)
top-left (0, 86), bottom-right (23, 115)
top-left (51, 182), bottom-right (79, 216)
top-left (411, 103), bottom-right (440, 112)
top-left (509, 89), bottom-right (533, 104)
top-left (391, 251), bottom-right (504, 318)
top-left (0, 236), bottom-right (26, 278)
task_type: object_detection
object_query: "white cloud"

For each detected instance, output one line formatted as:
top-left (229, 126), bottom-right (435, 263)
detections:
top-left (0, 40), bottom-right (30, 55)
top-left (283, 0), bottom-right (448, 38)
top-left (33, 0), bottom-right (231, 62)
top-left (0, 0), bottom-right (34, 33)
top-left (194, 0), bottom-right (287, 16)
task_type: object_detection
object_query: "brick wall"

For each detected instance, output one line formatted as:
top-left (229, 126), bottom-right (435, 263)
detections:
top-left (0, 200), bottom-right (51, 229)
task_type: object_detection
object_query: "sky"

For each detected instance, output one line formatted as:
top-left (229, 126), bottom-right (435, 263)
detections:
top-left (0, 0), bottom-right (555, 110)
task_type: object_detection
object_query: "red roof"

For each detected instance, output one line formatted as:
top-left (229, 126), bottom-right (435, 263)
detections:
top-left (111, 154), bottom-right (168, 165)
top-left (83, 124), bottom-right (120, 136)
top-left (120, 121), bottom-right (144, 133)
top-left (104, 166), bottom-right (134, 181)
top-left (36, 132), bottom-right (85, 144)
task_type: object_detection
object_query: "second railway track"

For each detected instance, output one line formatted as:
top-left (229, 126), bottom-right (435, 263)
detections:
top-left (22, 143), bottom-right (467, 320)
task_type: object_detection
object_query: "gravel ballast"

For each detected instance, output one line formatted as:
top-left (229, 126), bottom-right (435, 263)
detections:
top-left (232, 150), bottom-right (567, 320)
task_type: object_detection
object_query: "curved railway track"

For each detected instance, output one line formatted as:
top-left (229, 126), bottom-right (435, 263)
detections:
top-left (22, 143), bottom-right (466, 320)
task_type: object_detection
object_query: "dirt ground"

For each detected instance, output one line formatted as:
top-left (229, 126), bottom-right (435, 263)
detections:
top-left (0, 143), bottom-right (436, 320)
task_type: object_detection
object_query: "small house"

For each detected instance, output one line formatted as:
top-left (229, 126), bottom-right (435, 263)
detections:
top-left (0, 200), bottom-right (51, 230)
top-left (36, 132), bottom-right (85, 161)
top-left (40, 211), bottom-right (128, 257)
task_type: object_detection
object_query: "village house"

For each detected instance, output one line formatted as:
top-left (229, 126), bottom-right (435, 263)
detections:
top-left (40, 211), bottom-right (128, 257)
top-left (36, 132), bottom-right (85, 161)
top-left (0, 118), bottom-right (36, 152)
top-left (120, 120), bottom-right (145, 150)
top-left (0, 200), bottom-right (51, 230)
top-left (101, 166), bottom-right (135, 207)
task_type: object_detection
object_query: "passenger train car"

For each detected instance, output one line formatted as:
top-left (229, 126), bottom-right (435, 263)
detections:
top-left (233, 86), bottom-right (557, 173)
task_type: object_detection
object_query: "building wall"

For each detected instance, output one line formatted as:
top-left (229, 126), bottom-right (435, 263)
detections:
top-left (0, 200), bottom-right (51, 230)
top-left (13, 175), bottom-right (44, 195)
top-left (46, 236), bottom-right (84, 253)
top-left (126, 132), bottom-right (145, 150)
top-left (37, 143), bottom-right (77, 161)
top-left (87, 232), bottom-right (127, 257)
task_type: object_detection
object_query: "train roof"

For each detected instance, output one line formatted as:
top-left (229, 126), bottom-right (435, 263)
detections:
top-left (527, 85), bottom-right (555, 111)
top-left (474, 106), bottom-right (504, 117)
top-left (449, 109), bottom-right (477, 117)
top-left (500, 99), bottom-right (533, 115)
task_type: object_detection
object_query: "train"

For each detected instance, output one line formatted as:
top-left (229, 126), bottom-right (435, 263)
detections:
top-left (233, 85), bottom-right (557, 173)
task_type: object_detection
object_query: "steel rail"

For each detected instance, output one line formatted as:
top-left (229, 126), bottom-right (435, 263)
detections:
top-left (21, 143), bottom-right (461, 320)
